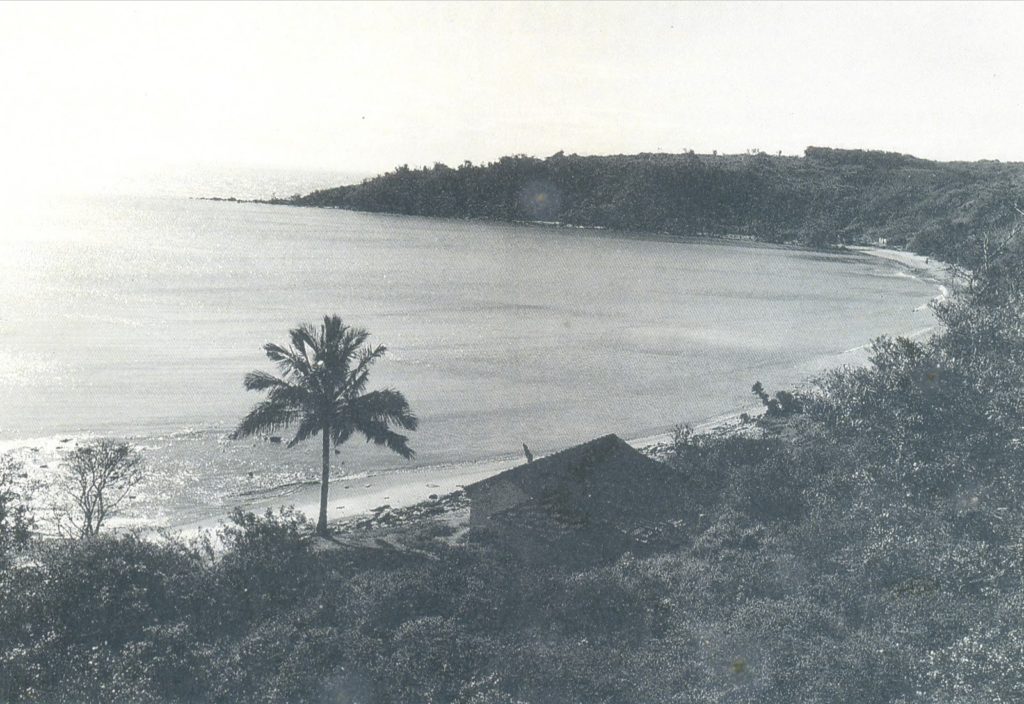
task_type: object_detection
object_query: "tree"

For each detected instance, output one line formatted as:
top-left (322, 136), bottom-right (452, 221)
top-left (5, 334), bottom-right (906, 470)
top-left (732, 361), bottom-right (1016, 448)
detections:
top-left (57, 440), bottom-right (144, 538)
top-left (751, 381), bottom-right (803, 418)
top-left (231, 315), bottom-right (417, 535)
top-left (0, 453), bottom-right (33, 563)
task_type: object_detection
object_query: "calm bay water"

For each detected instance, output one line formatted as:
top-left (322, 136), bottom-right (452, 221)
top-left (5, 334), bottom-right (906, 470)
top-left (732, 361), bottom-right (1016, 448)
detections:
top-left (0, 183), bottom-right (938, 524)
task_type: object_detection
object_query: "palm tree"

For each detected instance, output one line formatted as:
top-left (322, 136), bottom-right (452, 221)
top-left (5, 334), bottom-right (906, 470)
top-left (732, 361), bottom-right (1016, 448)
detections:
top-left (231, 315), bottom-right (417, 535)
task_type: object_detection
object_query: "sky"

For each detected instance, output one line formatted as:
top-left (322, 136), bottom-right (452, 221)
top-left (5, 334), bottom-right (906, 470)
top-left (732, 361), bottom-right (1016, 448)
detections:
top-left (2, 1), bottom-right (1024, 194)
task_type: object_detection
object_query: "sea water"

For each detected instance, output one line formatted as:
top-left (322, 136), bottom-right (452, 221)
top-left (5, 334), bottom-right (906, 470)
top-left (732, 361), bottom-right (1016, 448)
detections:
top-left (0, 169), bottom-right (939, 525)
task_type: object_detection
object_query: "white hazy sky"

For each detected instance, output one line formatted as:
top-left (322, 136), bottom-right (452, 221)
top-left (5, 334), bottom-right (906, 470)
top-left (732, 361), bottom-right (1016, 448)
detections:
top-left (2, 1), bottom-right (1024, 192)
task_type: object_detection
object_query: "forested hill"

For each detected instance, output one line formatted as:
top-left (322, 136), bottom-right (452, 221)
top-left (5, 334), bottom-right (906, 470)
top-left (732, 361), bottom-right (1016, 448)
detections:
top-left (279, 147), bottom-right (1024, 268)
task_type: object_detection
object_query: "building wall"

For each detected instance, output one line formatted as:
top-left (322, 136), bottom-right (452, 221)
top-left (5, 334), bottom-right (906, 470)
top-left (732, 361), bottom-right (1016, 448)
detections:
top-left (468, 480), bottom-right (530, 527)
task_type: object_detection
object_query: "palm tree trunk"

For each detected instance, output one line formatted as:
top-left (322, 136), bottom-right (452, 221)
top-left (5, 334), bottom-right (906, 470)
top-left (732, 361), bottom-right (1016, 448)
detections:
top-left (317, 423), bottom-right (331, 535)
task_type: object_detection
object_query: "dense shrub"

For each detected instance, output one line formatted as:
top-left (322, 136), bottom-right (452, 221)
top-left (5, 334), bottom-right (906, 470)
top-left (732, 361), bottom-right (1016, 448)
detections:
top-left (0, 454), bottom-right (32, 566)
top-left (0, 533), bottom-right (206, 702)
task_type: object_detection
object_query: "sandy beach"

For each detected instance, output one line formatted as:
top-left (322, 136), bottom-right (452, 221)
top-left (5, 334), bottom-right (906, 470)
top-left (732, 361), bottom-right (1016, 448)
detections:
top-left (170, 455), bottom-right (516, 534)
top-left (167, 407), bottom-right (756, 536)
top-left (850, 245), bottom-right (954, 286)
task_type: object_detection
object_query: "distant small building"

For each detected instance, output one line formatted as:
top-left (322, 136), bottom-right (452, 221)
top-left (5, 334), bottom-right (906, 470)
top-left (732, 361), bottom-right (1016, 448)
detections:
top-left (465, 434), bottom-right (685, 564)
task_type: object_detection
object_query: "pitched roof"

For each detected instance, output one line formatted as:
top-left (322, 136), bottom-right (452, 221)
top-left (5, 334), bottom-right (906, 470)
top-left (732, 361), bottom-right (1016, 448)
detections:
top-left (466, 434), bottom-right (682, 522)
top-left (467, 434), bottom-right (640, 489)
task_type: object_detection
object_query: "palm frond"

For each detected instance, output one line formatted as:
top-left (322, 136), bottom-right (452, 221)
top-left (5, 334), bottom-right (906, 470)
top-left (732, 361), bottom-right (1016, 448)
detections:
top-left (230, 399), bottom-right (300, 440)
top-left (263, 343), bottom-right (293, 364)
top-left (263, 342), bottom-right (313, 380)
top-left (331, 422), bottom-right (355, 447)
top-left (344, 344), bottom-right (387, 396)
top-left (349, 389), bottom-right (419, 431)
top-left (287, 413), bottom-right (323, 448)
top-left (322, 315), bottom-right (344, 347)
top-left (337, 325), bottom-right (371, 364)
top-left (290, 325), bottom-right (319, 363)
top-left (243, 370), bottom-right (291, 392)
top-left (354, 418), bottom-right (416, 460)
top-left (266, 382), bottom-right (312, 408)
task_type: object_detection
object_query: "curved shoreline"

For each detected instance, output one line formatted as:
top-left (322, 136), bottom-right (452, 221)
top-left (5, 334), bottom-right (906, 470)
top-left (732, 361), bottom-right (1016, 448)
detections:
top-left (8, 239), bottom-right (951, 537)
top-left (848, 245), bottom-right (953, 288)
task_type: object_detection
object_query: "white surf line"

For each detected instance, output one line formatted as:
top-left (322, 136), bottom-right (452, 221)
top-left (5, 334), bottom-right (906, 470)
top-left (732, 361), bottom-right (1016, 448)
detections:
top-left (849, 245), bottom-right (956, 287)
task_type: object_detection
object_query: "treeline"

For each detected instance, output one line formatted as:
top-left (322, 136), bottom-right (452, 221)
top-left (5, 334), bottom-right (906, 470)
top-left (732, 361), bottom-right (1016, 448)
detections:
top-left (282, 147), bottom-right (1024, 269)
top-left (2, 225), bottom-right (1022, 701)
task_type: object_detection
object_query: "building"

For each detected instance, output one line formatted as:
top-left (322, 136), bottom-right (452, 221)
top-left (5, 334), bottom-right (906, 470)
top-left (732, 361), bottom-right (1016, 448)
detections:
top-left (464, 434), bottom-right (686, 564)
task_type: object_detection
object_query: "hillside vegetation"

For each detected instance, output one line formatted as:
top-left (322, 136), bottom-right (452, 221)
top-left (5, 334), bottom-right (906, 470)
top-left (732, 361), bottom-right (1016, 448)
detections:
top-left (283, 147), bottom-right (1024, 269)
